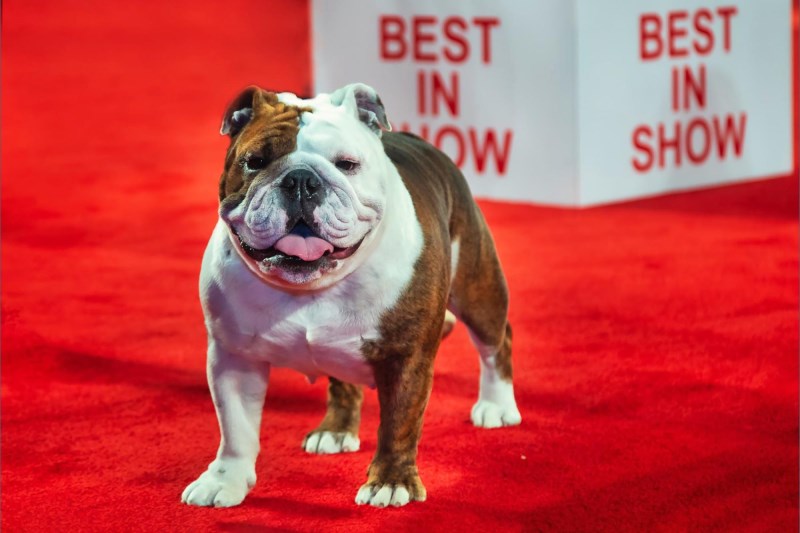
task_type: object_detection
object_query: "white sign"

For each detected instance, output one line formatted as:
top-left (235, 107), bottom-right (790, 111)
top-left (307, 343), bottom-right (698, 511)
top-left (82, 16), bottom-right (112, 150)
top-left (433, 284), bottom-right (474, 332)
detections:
top-left (312, 0), bottom-right (792, 206)
top-left (577, 0), bottom-right (793, 205)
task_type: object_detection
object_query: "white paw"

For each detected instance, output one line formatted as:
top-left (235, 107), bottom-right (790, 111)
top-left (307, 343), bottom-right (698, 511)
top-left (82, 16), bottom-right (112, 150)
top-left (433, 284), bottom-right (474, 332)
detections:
top-left (355, 484), bottom-right (414, 507)
top-left (471, 399), bottom-right (522, 429)
top-left (303, 431), bottom-right (360, 454)
top-left (181, 459), bottom-right (255, 507)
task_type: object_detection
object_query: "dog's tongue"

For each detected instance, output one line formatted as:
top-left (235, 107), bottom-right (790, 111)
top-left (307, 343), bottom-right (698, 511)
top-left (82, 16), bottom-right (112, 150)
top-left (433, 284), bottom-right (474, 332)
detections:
top-left (274, 226), bottom-right (333, 261)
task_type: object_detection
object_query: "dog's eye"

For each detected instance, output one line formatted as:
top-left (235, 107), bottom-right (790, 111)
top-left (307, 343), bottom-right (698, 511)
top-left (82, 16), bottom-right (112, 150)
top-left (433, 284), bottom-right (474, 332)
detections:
top-left (244, 156), bottom-right (266, 171)
top-left (335, 159), bottom-right (359, 173)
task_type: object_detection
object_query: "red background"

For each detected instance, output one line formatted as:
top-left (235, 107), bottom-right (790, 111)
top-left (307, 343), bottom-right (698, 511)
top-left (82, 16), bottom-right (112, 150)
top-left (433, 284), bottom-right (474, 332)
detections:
top-left (2, 1), bottom-right (798, 531)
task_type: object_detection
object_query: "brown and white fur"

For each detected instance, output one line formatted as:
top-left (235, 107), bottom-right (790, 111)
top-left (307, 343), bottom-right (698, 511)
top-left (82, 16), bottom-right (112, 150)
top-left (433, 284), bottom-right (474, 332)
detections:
top-left (182, 84), bottom-right (521, 509)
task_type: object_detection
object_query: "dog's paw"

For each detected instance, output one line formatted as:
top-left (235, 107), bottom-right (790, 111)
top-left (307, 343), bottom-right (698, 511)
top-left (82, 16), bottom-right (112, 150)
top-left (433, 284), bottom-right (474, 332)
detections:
top-left (181, 459), bottom-right (255, 507)
top-left (355, 481), bottom-right (426, 508)
top-left (471, 399), bottom-right (522, 429)
top-left (303, 431), bottom-right (360, 454)
top-left (355, 463), bottom-right (426, 508)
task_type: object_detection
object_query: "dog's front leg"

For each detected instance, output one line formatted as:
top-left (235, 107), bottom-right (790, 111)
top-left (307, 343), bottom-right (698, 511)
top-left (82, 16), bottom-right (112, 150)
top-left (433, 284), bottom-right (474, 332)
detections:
top-left (355, 352), bottom-right (434, 508)
top-left (182, 342), bottom-right (270, 507)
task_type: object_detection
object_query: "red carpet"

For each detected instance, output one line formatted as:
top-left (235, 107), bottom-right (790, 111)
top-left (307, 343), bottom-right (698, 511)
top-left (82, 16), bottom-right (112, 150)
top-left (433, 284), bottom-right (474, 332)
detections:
top-left (3, 1), bottom-right (798, 531)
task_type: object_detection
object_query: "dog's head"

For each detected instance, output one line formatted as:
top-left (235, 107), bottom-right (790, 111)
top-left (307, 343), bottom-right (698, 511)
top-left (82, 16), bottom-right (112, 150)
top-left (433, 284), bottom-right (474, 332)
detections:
top-left (217, 84), bottom-right (392, 290)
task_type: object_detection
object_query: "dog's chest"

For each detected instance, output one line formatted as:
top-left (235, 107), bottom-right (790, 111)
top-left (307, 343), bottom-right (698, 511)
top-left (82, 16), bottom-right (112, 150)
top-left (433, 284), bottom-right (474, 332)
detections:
top-left (234, 289), bottom-right (379, 386)
top-left (259, 305), bottom-right (365, 358)
top-left (201, 223), bottom-right (411, 387)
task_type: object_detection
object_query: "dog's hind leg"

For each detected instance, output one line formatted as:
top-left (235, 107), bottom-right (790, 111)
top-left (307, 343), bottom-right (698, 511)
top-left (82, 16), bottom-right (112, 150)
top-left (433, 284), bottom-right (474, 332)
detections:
top-left (303, 377), bottom-right (363, 454)
top-left (448, 219), bottom-right (521, 429)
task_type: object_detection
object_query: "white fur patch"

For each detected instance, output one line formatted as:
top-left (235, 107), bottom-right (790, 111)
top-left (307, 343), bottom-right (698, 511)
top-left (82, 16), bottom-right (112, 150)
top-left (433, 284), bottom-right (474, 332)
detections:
top-left (181, 458), bottom-right (256, 508)
top-left (450, 238), bottom-right (460, 285)
top-left (471, 396), bottom-right (521, 428)
top-left (303, 431), bottom-right (360, 454)
top-left (468, 335), bottom-right (522, 428)
top-left (443, 309), bottom-right (456, 329)
top-left (355, 483), bottom-right (413, 507)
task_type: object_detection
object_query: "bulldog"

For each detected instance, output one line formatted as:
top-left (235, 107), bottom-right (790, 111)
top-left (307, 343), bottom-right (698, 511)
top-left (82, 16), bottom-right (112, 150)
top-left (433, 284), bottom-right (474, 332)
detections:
top-left (181, 83), bottom-right (521, 509)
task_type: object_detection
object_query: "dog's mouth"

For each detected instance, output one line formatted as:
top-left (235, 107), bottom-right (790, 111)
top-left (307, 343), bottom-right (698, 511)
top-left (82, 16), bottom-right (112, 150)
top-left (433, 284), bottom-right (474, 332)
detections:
top-left (232, 222), bottom-right (363, 266)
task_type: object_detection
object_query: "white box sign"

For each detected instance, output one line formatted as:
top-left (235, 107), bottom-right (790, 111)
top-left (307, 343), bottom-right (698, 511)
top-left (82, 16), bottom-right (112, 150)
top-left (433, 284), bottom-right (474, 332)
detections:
top-left (576, 0), bottom-right (793, 205)
top-left (312, 0), bottom-right (792, 206)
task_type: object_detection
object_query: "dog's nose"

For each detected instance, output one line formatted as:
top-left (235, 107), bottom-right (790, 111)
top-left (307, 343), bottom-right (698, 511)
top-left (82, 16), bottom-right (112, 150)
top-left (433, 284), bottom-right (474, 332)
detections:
top-left (280, 169), bottom-right (322, 200)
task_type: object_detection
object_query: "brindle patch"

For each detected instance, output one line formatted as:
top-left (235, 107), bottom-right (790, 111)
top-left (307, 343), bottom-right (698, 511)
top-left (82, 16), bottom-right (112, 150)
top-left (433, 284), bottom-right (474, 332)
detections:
top-left (218, 87), bottom-right (310, 204)
top-left (358, 131), bottom-right (513, 499)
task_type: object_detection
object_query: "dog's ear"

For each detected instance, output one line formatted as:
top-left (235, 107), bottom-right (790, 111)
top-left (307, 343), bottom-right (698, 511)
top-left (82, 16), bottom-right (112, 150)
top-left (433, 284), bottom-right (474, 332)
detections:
top-left (330, 83), bottom-right (391, 135)
top-left (220, 86), bottom-right (269, 136)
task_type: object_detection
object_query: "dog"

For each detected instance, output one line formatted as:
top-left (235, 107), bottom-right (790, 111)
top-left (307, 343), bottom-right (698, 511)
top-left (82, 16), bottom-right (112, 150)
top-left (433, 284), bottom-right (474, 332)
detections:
top-left (181, 83), bottom-right (521, 508)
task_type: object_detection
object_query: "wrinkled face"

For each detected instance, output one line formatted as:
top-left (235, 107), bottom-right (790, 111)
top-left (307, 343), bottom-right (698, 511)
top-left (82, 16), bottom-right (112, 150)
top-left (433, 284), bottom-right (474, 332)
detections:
top-left (218, 86), bottom-right (391, 290)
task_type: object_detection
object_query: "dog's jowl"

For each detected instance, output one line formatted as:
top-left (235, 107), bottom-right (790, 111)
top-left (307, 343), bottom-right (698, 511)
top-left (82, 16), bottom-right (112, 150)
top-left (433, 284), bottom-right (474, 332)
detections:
top-left (182, 84), bottom-right (521, 508)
